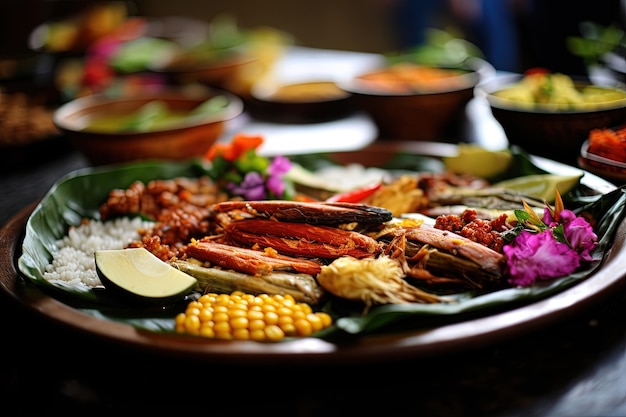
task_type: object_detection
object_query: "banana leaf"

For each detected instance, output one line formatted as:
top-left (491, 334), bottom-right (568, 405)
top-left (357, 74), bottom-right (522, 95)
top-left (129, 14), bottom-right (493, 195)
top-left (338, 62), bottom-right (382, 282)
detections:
top-left (18, 159), bottom-right (207, 306)
top-left (16, 155), bottom-right (626, 341)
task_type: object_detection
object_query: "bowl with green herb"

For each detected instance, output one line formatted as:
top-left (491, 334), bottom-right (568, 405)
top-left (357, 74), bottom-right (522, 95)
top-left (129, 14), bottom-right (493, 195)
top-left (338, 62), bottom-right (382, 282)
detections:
top-left (53, 87), bottom-right (244, 165)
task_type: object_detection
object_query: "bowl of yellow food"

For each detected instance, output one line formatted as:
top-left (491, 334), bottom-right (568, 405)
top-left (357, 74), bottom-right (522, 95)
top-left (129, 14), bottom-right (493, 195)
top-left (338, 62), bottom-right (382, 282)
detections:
top-left (249, 80), bottom-right (353, 123)
top-left (478, 71), bottom-right (626, 164)
top-left (337, 60), bottom-right (486, 141)
top-left (53, 87), bottom-right (244, 165)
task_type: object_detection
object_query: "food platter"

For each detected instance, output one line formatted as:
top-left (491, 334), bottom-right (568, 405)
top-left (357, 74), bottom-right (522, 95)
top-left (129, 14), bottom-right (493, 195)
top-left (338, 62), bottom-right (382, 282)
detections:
top-left (2, 144), bottom-right (626, 364)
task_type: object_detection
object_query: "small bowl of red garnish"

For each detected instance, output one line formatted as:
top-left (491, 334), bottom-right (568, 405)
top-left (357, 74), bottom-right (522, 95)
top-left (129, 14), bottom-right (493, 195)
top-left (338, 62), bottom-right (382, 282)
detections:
top-left (579, 123), bottom-right (626, 183)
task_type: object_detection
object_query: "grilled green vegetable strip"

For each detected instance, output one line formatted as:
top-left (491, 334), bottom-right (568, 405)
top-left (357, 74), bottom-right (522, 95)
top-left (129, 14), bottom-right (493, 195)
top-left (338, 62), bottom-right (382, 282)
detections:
top-left (171, 260), bottom-right (326, 305)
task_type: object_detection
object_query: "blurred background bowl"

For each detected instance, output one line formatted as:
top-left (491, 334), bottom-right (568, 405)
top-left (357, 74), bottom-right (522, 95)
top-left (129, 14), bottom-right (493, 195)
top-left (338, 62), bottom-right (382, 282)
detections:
top-left (579, 139), bottom-right (626, 184)
top-left (249, 79), bottom-right (353, 123)
top-left (150, 52), bottom-right (257, 90)
top-left (337, 59), bottom-right (486, 141)
top-left (53, 87), bottom-right (243, 165)
top-left (478, 73), bottom-right (626, 165)
top-left (578, 122), bottom-right (626, 184)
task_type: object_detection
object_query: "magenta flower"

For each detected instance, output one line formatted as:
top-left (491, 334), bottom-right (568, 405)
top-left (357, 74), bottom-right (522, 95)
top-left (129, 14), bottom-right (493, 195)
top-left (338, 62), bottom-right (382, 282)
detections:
top-left (557, 209), bottom-right (598, 261)
top-left (268, 155), bottom-right (292, 176)
top-left (505, 192), bottom-right (599, 287)
top-left (266, 175), bottom-right (286, 197)
top-left (228, 172), bottom-right (266, 200)
top-left (504, 230), bottom-right (581, 286)
top-left (264, 155), bottom-right (292, 197)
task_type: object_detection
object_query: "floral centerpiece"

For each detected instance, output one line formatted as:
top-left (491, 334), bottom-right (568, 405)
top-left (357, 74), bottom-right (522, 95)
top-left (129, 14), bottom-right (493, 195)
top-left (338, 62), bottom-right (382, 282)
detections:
top-left (203, 133), bottom-right (294, 200)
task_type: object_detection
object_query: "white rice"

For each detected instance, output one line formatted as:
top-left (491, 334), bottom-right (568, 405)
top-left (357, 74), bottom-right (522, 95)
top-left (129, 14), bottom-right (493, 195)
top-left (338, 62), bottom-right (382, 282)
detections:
top-left (43, 217), bottom-right (155, 288)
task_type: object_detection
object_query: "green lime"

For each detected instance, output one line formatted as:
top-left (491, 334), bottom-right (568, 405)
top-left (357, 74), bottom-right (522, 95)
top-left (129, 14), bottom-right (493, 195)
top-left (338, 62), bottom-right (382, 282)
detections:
top-left (443, 144), bottom-right (512, 179)
top-left (492, 174), bottom-right (583, 202)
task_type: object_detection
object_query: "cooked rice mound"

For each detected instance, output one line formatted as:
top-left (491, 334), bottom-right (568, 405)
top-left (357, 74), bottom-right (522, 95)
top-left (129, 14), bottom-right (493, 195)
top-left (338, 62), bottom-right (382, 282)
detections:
top-left (43, 217), bottom-right (155, 288)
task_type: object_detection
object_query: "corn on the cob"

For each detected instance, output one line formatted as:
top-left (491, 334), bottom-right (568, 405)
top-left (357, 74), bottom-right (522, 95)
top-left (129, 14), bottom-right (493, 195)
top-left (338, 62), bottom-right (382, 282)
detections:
top-left (175, 291), bottom-right (333, 341)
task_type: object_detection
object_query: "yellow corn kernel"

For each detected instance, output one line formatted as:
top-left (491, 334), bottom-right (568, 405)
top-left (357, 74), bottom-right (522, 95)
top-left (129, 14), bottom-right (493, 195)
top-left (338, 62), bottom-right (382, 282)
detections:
top-left (230, 317), bottom-right (249, 330)
top-left (264, 311), bottom-right (279, 325)
top-left (249, 319), bottom-right (266, 331)
top-left (264, 324), bottom-right (285, 341)
top-left (184, 315), bottom-right (201, 333)
top-left (232, 328), bottom-right (250, 340)
top-left (276, 306), bottom-right (293, 317)
top-left (185, 306), bottom-right (201, 317)
top-left (247, 310), bottom-right (264, 321)
top-left (175, 312), bottom-right (186, 328)
top-left (295, 303), bottom-right (313, 315)
top-left (317, 312), bottom-right (333, 328)
top-left (213, 321), bottom-right (231, 334)
top-left (213, 312), bottom-right (230, 323)
top-left (198, 308), bottom-right (213, 322)
top-left (250, 329), bottom-right (266, 341)
top-left (279, 322), bottom-right (297, 337)
top-left (294, 318), bottom-right (313, 337)
top-left (307, 313), bottom-right (324, 332)
top-left (200, 327), bottom-right (215, 338)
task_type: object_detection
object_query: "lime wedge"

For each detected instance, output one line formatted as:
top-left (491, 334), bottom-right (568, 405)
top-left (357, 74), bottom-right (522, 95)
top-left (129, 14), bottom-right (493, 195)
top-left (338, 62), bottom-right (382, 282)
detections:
top-left (95, 248), bottom-right (197, 303)
top-left (492, 173), bottom-right (583, 202)
top-left (443, 144), bottom-right (512, 179)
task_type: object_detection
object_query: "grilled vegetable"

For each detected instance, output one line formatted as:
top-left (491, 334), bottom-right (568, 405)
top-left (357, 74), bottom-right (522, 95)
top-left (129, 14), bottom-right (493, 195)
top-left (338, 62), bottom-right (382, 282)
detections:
top-left (171, 259), bottom-right (325, 305)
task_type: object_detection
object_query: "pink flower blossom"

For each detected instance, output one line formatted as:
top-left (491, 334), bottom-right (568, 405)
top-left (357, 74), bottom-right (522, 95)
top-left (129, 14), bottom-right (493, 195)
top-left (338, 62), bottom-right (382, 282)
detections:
top-left (558, 210), bottom-right (598, 261)
top-left (504, 230), bottom-right (580, 286)
top-left (268, 155), bottom-right (292, 176)
top-left (266, 175), bottom-right (286, 197)
top-left (265, 155), bottom-right (292, 197)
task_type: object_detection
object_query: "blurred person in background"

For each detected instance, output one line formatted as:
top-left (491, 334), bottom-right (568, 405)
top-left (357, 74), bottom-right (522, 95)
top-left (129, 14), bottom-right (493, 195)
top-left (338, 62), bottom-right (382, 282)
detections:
top-left (387, 0), bottom-right (523, 72)
top-left (516, 0), bottom-right (624, 76)
top-left (386, 0), bottom-right (624, 75)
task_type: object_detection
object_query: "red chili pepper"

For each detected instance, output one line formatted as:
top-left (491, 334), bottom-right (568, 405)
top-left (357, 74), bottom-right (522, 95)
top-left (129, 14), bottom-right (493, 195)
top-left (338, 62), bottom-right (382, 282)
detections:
top-left (524, 67), bottom-right (551, 76)
top-left (325, 182), bottom-right (383, 203)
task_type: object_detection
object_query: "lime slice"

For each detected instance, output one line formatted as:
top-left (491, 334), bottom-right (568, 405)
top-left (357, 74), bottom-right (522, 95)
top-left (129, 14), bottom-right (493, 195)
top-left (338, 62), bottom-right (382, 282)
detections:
top-left (492, 173), bottom-right (583, 202)
top-left (443, 144), bottom-right (512, 179)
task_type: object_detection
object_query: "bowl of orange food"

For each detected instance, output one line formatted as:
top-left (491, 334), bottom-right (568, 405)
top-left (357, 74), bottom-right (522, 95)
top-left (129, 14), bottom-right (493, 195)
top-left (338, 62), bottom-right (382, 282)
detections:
top-left (337, 59), bottom-right (488, 141)
top-left (53, 87), bottom-right (244, 165)
top-left (579, 123), bottom-right (626, 183)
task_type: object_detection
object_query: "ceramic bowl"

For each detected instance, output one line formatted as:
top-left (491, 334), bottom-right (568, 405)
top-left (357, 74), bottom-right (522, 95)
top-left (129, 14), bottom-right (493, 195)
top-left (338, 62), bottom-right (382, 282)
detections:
top-left (477, 73), bottom-right (626, 164)
top-left (578, 123), bottom-right (626, 184)
top-left (53, 88), bottom-right (244, 165)
top-left (337, 59), bottom-right (487, 141)
top-left (249, 80), bottom-right (354, 123)
top-left (579, 139), bottom-right (626, 184)
top-left (150, 51), bottom-right (257, 89)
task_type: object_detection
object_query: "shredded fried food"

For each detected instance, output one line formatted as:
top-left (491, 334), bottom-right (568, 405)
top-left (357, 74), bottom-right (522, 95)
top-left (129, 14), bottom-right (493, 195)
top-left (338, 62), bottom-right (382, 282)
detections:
top-left (363, 175), bottom-right (428, 217)
top-left (317, 256), bottom-right (442, 313)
